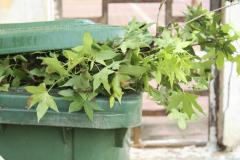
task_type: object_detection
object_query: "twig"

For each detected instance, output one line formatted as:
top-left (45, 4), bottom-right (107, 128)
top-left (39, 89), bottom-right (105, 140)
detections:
top-left (156, 0), bottom-right (167, 35)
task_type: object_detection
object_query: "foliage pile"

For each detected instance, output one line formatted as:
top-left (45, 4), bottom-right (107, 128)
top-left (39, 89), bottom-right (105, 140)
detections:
top-left (0, 6), bottom-right (239, 128)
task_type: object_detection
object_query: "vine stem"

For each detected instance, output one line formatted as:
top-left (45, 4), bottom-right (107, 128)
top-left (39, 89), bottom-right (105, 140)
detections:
top-left (182, 1), bottom-right (240, 27)
top-left (156, 0), bottom-right (167, 36)
top-left (47, 77), bottom-right (65, 92)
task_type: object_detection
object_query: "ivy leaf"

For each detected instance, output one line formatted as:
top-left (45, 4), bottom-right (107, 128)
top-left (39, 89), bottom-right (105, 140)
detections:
top-left (216, 52), bottom-right (224, 69)
top-left (95, 49), bottom-right (117, 65)
top-left (67, 96), bottom-right (84, 113)
top-left (93, 68), bottom-right (114, 93)
top-left (29, 68), bottom-right (45, 77)
top-left (82, 32), bottom-right (93, 53)
top-left (83, 101), bottom-right (96, 121)
top-left (168, 92), bottom-right (203, 118)
top-left (25, 83), bottom-right (59, 122)
top-left (41, 56), bottom-right (68, 76)
top-left (65, 95), bottom-right (100, 121)
top-left (0, 76), bottom-right (5, 82)
top-left (111, 73), bottom-right (123, 103)
top-left (109, 96), bottom-right (115, 108)
top-left (0, 84), bottom-right (9, 92)
top-left (235, 55), bottom-right (240, 75)
top-left (0, 59), bottom-right (10, 77)
top-left (13, 55), bottom-right (28, 62)
top-left (11, 68), bottom-right (27, 87)
top-left (168, 109), bottom-right (188, 129)
top-left (58, 89), bottom-right (74, 97)
top-left (63, 50), bottom-right (84, 71)
top-left (119, 65), bottom-right (148, 77)
top-left (221, 24), bottom-right (231, 33)
top-left (62, 72), bottom-right (92, 91)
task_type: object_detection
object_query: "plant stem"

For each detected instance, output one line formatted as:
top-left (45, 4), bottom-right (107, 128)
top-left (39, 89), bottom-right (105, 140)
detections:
top-left (156, 0), bottom-right (167, 36)
top-left (47, 77), bottom-right (65, 92)
top-left (183, 1), bottom-right (240, 27)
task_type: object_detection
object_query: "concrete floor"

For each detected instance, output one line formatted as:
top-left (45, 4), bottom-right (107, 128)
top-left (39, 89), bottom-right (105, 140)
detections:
top-left (130, 146), bottom-right (240, 160)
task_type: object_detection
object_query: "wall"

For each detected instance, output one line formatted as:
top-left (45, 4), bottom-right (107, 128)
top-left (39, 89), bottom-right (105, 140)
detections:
top-left (0, 0), bottom-right (54, 23)
top-left (222, 2), bottom-right (240, 148)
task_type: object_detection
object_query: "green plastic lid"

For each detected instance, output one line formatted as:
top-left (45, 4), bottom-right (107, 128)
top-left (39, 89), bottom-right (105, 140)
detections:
top-left (0, 19), bottom-right (125, 55)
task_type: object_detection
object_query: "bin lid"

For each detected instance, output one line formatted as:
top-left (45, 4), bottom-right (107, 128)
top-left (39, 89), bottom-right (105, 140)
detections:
top-left (0, 19), bottom-right (125, 55)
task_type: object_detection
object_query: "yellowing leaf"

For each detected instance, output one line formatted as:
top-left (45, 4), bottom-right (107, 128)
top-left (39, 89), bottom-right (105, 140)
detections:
top-left (25, 83), bottom-right (59, 122)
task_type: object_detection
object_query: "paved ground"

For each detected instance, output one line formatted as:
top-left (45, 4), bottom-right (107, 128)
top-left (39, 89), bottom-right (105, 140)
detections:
top-left (130, 146), bottom-right (240, 160)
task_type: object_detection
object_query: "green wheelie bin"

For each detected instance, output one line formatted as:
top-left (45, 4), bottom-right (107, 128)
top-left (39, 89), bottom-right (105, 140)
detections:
top-left (0, 19), bottom-right (142, 160)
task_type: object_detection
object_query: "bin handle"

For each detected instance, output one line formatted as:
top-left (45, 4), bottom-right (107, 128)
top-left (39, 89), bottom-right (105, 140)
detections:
top-left (0, 124), bottom-right (7, 133)
top-left (115, 128), bottom-right (127, 148)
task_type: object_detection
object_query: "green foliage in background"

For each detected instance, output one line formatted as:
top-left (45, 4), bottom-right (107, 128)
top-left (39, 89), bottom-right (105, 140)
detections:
top-left (0, 6), bottom-right (239, 128)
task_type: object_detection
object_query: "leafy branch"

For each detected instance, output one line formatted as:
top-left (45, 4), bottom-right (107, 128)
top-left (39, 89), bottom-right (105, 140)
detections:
top-left (0, 6), bottom-right (239, 128)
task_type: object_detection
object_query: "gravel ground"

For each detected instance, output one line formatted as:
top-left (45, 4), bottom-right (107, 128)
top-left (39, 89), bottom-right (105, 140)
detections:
top-left (130, 146), bottom-right (240, 160)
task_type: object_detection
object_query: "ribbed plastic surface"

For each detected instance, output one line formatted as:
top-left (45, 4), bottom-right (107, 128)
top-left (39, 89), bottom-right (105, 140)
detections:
top-left (0, 92), bottom-right (142, 129)
top-left (0, 19), bottom-right (125, 54)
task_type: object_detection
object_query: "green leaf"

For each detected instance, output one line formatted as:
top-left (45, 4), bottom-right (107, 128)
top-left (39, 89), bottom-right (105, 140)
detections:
top-left (83, 101), bottom-right (100, 121)
top-left (235, 55), bottom-right (240, 75)
top-left (66, 94), bottom-right (99, 120)
top-left (221, 24), bottom-right (231, 33)
top-left (168, 109), bottom-right (188, 130)
top-left (25, 83), bottom-right (59, 122)
top-left (69, 101), bottom-right (83, 112)
top-left (58, 89), bottom-right (74, 97)
top-left (25, 83), bottom-right (46, 94)
top-left (41, 57), bottom-right (68, 76)
top-left (0, 76), bottom-right (5, 83)
top-left (111, 73), bottom-right (123, 103)
top-left (216, 52), bottom-right (224, 69)
top-left (62, 72), bottom-right (92, 91)
top-left (119, 65), bottom-right (148, 77)
top-left (69, 99), bottom-right (83, 113)
top-left (96, 48), bottom-right (117, 62)
top-left (83, 103), bottom-right (94, 121)
top-left (83, 32), bottom-right (93, 52)
top-left (109, 96), bottom-right (115, 108)
top-left (29, 68), bottom-right (45, 77)
top-left (153, 71), bottom-right (162, 84)
top-left (168, 92), bottom-right (203, 118)
top-left (13, 55), bottom-right (28, 62)
top-left (63, 50), bottom-right (84, 70)
top-left (0, 84), bottom-right (9, 92)
top-left (178, 116), bottom-right (187, 130)
top-left (93, 68), bottom-right (114, 93)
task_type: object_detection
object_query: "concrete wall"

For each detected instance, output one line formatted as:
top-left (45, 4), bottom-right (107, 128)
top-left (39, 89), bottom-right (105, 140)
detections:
top-left (222, 2), bottom-right (240, 148)
top-left (0, 0), bottom-right (54, 23)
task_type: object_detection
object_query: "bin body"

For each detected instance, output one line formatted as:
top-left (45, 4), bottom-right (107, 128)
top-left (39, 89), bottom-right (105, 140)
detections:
top-left (0, 92), bottom-right (141, 160)
top-left (0, 20), bottom-right (141, 160)
top-left (0, 125), bottom-right (129, 160)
